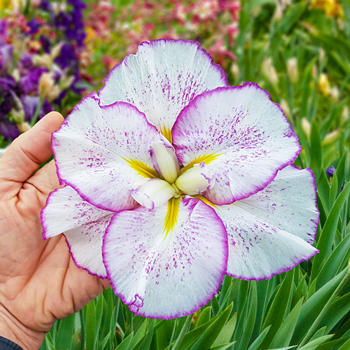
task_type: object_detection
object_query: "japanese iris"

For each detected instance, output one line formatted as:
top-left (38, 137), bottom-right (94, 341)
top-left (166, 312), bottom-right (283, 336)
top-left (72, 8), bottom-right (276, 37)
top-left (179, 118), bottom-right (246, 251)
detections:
top-left (41, 40), bottom-right (319, 319)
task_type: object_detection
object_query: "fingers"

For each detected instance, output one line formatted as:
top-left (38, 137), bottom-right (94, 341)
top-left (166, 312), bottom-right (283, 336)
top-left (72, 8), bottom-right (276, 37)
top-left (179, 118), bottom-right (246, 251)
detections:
top-left (0, 112), bottom-right (64, 184)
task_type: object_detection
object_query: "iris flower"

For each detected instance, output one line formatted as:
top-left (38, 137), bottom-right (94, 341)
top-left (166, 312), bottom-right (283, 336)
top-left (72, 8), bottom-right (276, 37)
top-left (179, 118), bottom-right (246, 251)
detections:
top-left (41, 40), bottom-right (319, 319)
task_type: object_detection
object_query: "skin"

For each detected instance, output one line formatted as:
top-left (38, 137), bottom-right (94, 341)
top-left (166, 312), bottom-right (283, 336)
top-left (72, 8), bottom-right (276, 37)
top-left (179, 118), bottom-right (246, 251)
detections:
top-left (0, 112), bottom-right (110, 350)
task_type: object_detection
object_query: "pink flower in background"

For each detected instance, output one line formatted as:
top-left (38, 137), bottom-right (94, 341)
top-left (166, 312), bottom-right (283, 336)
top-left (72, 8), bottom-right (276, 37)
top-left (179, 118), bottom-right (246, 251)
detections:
top-left (42, 40), bottom-right (319, 319)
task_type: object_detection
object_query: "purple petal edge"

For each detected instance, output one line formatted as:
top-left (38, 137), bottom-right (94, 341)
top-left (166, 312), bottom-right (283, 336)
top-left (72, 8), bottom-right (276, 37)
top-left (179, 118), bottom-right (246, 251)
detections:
top-left (40, 188), bottom-right (110, 279)
top-left (226, 248), bottom-right (319, 281)
top-left (173, 81), bottom-right (302, 206)
top-left (63, 232), bottom-right (108, 279)
top-left (102, 198), bottom-right (229, 319)
top-left (98, 39), bottom-right (230, 101)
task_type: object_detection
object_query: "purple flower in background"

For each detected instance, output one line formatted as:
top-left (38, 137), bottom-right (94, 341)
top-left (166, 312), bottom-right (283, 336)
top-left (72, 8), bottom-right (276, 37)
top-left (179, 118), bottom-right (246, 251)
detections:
top-left (42, 40), bottom-right (320, 319)
top-left (326, 166), bottom-right (336, 177)
top-left (39, 0), bottom-right (51, 12)
top-left (0, 40), bottom-right (13, 75)
top-left (27, 19), bottom-right (42, 35)
top-left (18, 67), bottom-right (48, 95)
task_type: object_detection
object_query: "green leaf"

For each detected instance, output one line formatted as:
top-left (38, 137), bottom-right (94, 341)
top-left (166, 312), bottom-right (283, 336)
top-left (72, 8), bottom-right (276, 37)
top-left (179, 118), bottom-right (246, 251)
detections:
top-left (86, 300), bottom-right (97, 350)
top-left (137, 319), bottom-right (155, 350)
top-left (298, 335), bottom-right (334, 350)
top-left (196, 307), bottom-right (212, 328)
top-left (128, 319), bottom-right (147, 350)
top-left (210, 343), bottom-right (236, 350)
top-left (247, 326), bottom-right (271, 350)
top-left (55, 313), bottom-right (75, 350)
top-left (338, 337), bottom-right (350, 350)
top-left (115, 333), bottom-right (133, 350)
top-left (189, 303), bottom-right (233, 350)
top-left (212, 313), bottom-right (237, 347)
top-left (310, 119), bottom-right (323, 179)
top-left (311, 181), bottom-right (350, 279)
top-left (236, 282), bottom-right (257, 350)
top-left (270, 298), bottom-right (304, 348)
top-left (292, 268), bottom-right (347, 344)
top-left (261, 271), bottom-right (294, 348)
top-left (171, 315), bottom-right (192, 350)
top-left (316, 233), bottom-right (350, 289)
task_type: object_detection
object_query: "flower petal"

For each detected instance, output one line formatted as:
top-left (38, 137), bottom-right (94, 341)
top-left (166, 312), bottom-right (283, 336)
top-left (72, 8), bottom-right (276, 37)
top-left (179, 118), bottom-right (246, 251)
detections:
top-left (52, 94), bottom-right (161, 211)
top-left (214, 165), bottom-right (319, 280)
top-left (99, 39), bottom-right (229, 133)
top-left (41, 186), bottom-right (114, 278)
top-left (172, 83), bottom-right (301, 204)
top-left (103, 197), bottom-right (228, 319)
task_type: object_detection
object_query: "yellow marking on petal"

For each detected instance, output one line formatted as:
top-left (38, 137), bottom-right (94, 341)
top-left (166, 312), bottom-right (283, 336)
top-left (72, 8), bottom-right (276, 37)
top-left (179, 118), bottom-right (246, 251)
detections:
top-left (164, 197), bottom-right (181, 238)
top-left (181, 153), bottom-right (222, 173)
top-left (192, 195), bottom-right (217, 208)
top-left (122, 158), bottom-right (158, 179)
top-left (160, 126), bottom-right (173, 144)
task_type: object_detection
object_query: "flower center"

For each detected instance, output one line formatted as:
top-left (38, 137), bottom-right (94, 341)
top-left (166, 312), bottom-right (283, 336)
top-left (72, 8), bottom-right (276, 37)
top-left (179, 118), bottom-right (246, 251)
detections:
top-left (131, 136), bottom-right (215, 209)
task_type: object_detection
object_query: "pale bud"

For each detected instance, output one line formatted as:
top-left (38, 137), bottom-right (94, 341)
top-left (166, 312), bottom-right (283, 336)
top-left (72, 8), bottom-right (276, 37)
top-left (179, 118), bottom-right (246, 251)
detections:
top-left (280, 99), bottom-right (291, 120)
top-left (329, 86), bottom-right (339, 103)
top-left (33, 54), bottom-right (52, 69)
top-left (51, 42), bottom-right (63, 60)
top-left (312, 64), bottom-right (318, 78)
top-left (262, 58), bottom-right (279, 86)
top-left (10, 108), bottom-right (25, 123)
top-left (17, 122), bottom-right (31, 133)
top-left (12, 68), bottom-right (20, 82)
top-left (175, 162), bottom-right (215, 195)
top-left (317, 73), bottom-right (330, 96)
top-left (301, 118), bottom-right (311, 139)
top-left (59, 75), bottom-right (75, 90)
top-left (274, 2), bottom-right (283, 21)
top-left (131, 179), bottom-right (175, 209)
top-left (287, 57), bottom-right (298, 83)
top-left (341, 106), bottom-right (349, 124)
top-left (230, 62), bottom-right (240, 81)
top-left (322, 130), bottom-right (340, 146)
top-left (39, 73), bottom-right (60, 102)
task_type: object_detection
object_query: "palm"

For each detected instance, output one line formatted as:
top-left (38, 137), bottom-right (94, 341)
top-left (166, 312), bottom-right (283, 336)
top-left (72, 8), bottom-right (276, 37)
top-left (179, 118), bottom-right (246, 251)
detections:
top-left (0, 113), bottom-right (109, 350)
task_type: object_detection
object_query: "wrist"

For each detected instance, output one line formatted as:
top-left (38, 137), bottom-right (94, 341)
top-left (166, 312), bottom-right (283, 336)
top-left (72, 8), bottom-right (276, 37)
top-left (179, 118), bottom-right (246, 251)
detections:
top-left (0, 304), bottom-right (45, 350)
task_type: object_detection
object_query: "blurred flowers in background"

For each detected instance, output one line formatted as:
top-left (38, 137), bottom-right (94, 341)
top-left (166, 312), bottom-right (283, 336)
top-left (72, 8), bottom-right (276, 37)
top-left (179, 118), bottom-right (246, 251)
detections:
top-left (0, 0), bottom-right (86, 144)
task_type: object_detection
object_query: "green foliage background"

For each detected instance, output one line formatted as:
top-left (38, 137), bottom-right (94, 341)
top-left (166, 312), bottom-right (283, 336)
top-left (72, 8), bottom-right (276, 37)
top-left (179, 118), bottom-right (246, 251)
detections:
top-left (40, 0), bottom-right (350, 349)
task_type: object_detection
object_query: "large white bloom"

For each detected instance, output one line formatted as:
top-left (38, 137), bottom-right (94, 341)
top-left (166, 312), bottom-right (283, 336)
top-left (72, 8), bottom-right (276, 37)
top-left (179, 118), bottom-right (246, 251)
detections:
top-left (41, 40), bottom-right (319, 319)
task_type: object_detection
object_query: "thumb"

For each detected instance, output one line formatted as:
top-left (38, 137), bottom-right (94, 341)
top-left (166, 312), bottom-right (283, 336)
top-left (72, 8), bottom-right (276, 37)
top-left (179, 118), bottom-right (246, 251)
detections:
top-left (0, 112), bottom-right (64, 185)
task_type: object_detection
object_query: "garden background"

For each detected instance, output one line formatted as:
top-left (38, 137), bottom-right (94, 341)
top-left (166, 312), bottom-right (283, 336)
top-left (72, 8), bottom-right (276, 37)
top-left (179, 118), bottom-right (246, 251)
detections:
top-left (1, 0), bottom-right (350, 349)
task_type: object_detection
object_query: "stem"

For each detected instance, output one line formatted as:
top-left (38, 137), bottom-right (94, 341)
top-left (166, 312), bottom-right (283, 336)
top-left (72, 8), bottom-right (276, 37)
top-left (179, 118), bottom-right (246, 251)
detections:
top-left (31, 98), bottom-right (44, 127)
top-left (298, 266), bottom-right (350, 348)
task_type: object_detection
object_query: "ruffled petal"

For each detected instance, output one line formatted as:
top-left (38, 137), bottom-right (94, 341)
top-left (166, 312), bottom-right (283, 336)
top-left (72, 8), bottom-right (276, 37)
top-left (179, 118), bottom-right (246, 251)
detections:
top-left (214, 165), bottom-right (319, 280)
top-left (103, 197), bottom-right (228, 319)
top-left (172, 83), bottom-right (301, 204)
top-left (41, 186), bottom-right (114, 278)
top-left (52, 94), bottom-right (161, 211)
top-left (99, 39), bottom-right (229, 133)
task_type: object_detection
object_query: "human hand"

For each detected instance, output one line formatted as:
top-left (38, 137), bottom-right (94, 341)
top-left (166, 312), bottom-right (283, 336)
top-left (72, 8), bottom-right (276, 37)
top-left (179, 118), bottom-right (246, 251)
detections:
top-left (0, 113), bottom-right (110, 350)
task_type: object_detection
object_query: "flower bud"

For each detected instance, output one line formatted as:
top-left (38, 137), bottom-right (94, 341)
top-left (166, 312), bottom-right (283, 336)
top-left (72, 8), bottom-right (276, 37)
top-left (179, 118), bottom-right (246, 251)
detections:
top-left (230, 62), bottom-right (240, 81)
top-left (301, 118), bottom-right (311, 139)
top-left (280, 99), bottom-right (291, 120)
top-left (318, 73), bottom-right (330, 96)
top-left (329, 86), bottom-right (339, 103)
top-left (131, 178), bottom-right (175, 209)
top-left (262, 58), bottom-right (279, 86)
top-left (33, 54), bottom-right (52, 68)
top-left (322, 130), bottom-right (340, 146)
top-left (51, 42), bottom-right (63, 60)
top-left (287, 57), bottom-right (298, 83)
top-left (175, 162), bottom-right (215, 195)
top-left (17, 122), bottom-right (31, 133)
top-left (39, 73), bottom-right (60, 102)
top-left (341, 106), bottom-right (349, 124)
